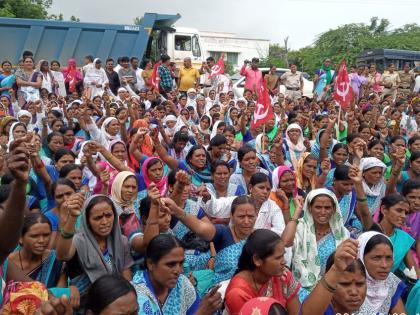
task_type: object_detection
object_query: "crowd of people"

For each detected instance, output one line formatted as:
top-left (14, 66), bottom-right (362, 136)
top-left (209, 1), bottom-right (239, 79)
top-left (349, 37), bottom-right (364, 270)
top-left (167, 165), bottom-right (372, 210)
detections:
top-left (0, 49), bottom-right (418, 315)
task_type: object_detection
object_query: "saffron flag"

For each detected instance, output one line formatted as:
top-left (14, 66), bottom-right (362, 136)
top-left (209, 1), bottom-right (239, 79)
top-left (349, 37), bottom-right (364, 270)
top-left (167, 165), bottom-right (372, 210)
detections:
top-left (251, 80), bottom-right (274, 129)
top-left (209, 53), bottom-right (225, 79)
top-left (333, 60), bottom-right (353, 109)
top-left (150, 62), bottom-right (161, 91)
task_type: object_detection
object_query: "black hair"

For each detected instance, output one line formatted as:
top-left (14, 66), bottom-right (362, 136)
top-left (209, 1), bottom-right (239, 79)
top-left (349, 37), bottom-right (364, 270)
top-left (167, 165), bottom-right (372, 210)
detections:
top-left (213, 121), bottom-right (226, 130)
top-left (206, 56), bottom-right (215, 63)
top-left (85, 195), bottom-right (116, 221)
top-left (410, 150), bottom-right (420, 163)
top-left (51, 118), bottom-right (64, 129)
top-left (22, 50), bottom-right (33, 58)
top-left (0, 184), bottom-right (11, 204)
top-left (347, 133), bottom-right (361, 144)
top-left (310, 193), bottom-right (335, 210)
top-left (408, 134), bottom-right (420, 147)
top-left (390, 135), bottom-right (406, 145)
top-left (402, 178), bottom-right (420, 196)
top-left (209, 134), bottom-right (227, 148)
top-left (231, 195), bottom-right (255, 215)
top-left (130, 57), bottom-right (139, 63)
top-left (171, 131), bottom-right (189, 146)
top-left (358, 123), bottom-right (370, 133)
top-left (326, 252), bottom-right (366, 277)
top-left (85, 275), bottom-right (137, 314)
top-left (160, 54), bottom-right (170, 62)
top-left (332, 143), bottom-right (348, 155)
top-left (211, 160), bottom-right (230, 174)
top-left (59, 163), bottom-right (82, 179)
top-left (46, 131), bottom-right (63, 144)
top-left (368, 139), bottom-right (384, 151)
top-left (185, 145), bottom-right (209, 170)
top-left (145, 234), bottom-right (182, 269)
top-left (59, 126), bottom-right (74, 135)
top-left (139, 196), bottom-right (152, 221)
top-left (268, 304), bottom-right (288, 315)
top-left (53, 148), bottom-right (75, 163)
top-left (249, 172), bottom-right (272, 188)
top-left (303, 153), bottom-right (318, 164)
top-left (364, 234), bottom-right (393, 256)
top-left (334, 165), bottom-right (351, 181)
top-left (106, 58), bottom-right (114, 64)
top-left (224, 125), bottom-right (235, 135)
top-left (119, 56), bottom-right (129, 63)
top-left (22, 212), bottom-right (52, 236)
top-left (380, 193), bottom-right (408, 210)
top-left (84, 55), bottom-right (94, 62)
top-left (51, 178), bottom-right (76, 198)
top-left (1, 60), bottom-right (12, 67)
top-left (238, 145), bottom-right (256, 163)
top-left (236, 229), bottom-right (283, 274)
top-left (146, 157), bottom-right (162, 172)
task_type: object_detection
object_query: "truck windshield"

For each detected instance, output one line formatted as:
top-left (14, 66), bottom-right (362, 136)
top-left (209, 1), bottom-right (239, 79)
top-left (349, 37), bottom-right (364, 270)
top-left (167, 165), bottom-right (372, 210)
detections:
top-left (175, 35), bottom-right (191, 51)
top-left (192, 35), bottom-right (201, 57)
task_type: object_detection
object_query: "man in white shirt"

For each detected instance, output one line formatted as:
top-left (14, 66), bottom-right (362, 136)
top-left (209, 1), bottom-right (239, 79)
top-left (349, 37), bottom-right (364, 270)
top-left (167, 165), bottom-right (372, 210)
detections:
top-left (131, 57), bottom-right (144, 92)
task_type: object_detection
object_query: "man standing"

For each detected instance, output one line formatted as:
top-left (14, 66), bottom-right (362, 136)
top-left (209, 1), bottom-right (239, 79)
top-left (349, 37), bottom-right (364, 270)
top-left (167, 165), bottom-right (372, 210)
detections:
top-left (178, 57), bottom-right (200, 93)
top-left (265, 65), bottom-right (280, 96)
top-left (105, 58), bottom-right (120, 95)
top-left (200, 56), bottom-right (217, 95)
top-left (281, 64), bottom-right (304, 101)
top-left (380, 63), bottom-right (400, 101)
top-left (131, 57), bottom-right (144, 92)
top-left (118, 56), bottom-right (137, 92)
top-left (158, 54), bottom-right (173, 98)
top-left (398, 63), bottom-right (415, 97)
top-left (240, 57), bottom-right (263, 93)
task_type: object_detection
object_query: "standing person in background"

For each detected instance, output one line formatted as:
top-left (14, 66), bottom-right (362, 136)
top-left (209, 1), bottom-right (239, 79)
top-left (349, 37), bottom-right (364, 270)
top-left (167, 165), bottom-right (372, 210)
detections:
top-left (141, 59), bottom-right (153, 90)
top-left (398, 63), bottom-right (415, 97)
top-left (281, 64), bottom-right (304, 101)
top-left (380, 63), bottom-right (400, 101)
top-left (50, 60), bottom-right (66, 97)
top-left (131, 57), bottom-right (144, 92)
top-left (0, 60), bottom-right (15, 96)
top-left (82, 55), bottom-right (94, 77)
top-left (178, 57), bottom-right (200, 94)
top-left (118, 56), bottom-right (137, 93)
top-left (158, 54), bottom-right (173, 98)
top-left (105, 58), bottom-right (120, 96)
top-left (240, 57), bottom-right (263, 93)
top-left (368, 63), bottom-right (382, 94)
top-left (265, 65), bottom-right (280, 96)
top-left (350, 65), bottom-right (368, 103)
top-left (313, 58), bottom-right (335, 100)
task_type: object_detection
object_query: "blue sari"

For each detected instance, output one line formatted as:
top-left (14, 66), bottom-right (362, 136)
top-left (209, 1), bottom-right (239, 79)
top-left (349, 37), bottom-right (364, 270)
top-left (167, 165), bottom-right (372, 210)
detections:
top-left (389, 228), bottom-right (414, 273)
top-left (132, 270), bottom-right (200, 315)
top-left (0, 74), bottom-right (15, 96)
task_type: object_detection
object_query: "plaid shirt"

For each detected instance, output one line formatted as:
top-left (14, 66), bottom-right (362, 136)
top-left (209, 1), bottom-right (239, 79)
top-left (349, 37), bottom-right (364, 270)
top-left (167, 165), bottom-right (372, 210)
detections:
top-left (158, 65), bottom-right (173, 90)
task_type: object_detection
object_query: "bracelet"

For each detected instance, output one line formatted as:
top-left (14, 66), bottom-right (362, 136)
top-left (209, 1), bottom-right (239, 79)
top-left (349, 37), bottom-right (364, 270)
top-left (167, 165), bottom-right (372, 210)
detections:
top-left (210, 256), bottom-right (216, 259)
top-left (356, 197), bottom-right (367, 202)
top-left (320, 277), bottom-right (337, 293)
top-left (289, 218), bottom-right (298, 224)
top-left (59, 228), bottom-right (75, 239)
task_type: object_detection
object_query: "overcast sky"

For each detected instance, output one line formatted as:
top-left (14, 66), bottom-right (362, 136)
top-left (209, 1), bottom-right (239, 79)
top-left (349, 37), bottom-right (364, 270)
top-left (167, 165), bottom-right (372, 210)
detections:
top-left (50, 0), bottom-right (419, 50)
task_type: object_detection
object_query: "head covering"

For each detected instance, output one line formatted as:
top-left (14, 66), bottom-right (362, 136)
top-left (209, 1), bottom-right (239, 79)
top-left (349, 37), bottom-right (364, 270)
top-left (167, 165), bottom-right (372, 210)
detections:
top-left (198, 114), bottom-right (212, 136)
top-left (117, 87), bottom-right (127, 93)
top-left (359, 157), bottom-right (386, 197)
top-left (292, 188), bottom-right (349, 289)
top-left (0, 116), bottom-right (17, 136)
top-left (76, 140), bottom-right (99, 164)
top-left (111, 171), bottom-right (137, 215)
top-left (271, 166), bottom-right (297, 197)
top-left (73, 195), bottom-right (126, 283)
top-left (255, 134), bottom-right (267, 154)
top-left (295, 152), bottom-right (316, 191)
top-left (239, 297), bottom-right (285, 315)
top-left (101, 117), bottom-right (119, 141)
top-left (285, 123), bottom-right (306, 170)
top-left (210, 119), bottom-right (223, 140)
top-left (187, 88), bottom-right (196, 94)
top-left (7, 122), bottom-right (26, 151)
top-left (357, 231), bottom-right (392, 312)
top-left (141, 157), bottom-right (168, 196)
top-left (132, 119), bottom-right (154, 157)
top-left (17, 110), bottom-right (32, 121)
top-left (62, 58), bottom-right (83, 92)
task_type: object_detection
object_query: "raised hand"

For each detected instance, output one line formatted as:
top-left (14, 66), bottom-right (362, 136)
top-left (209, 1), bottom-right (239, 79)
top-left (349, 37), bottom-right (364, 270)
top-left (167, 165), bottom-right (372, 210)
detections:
top-left (35, 295), bottom-right (73, 315)
top-left (320, 158), bottom-right (331, 175)
top-left (7, 138), bottom-right (30, 182)
top-left (176, 170), bottom-right (191, 187)
top-left (348, 164), bottom-right (363, 183)
top-left (333, 239), bottom-right (359, 273)
top-left (62, 193), bottom-right (85, 218)
top-left (147, 183), bottom-right (162, 205)
top-left (99, 169), bottom-right (110, 187)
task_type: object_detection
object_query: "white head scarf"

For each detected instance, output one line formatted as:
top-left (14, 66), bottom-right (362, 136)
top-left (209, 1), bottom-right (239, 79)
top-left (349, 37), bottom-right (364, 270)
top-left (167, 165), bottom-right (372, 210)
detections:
top-left (17, 110), bottom-right (32, 122)
top-left (285, 123), bottom-right (306, 170)
top-left (164, 115), bottom-right (178, 137)
top-left (101, 117), bottom-right (119, 141)
top-left (255, 133), bottom-right (266, 154)
top-left (7, 122), bottom-right (27, 152)
top-left (359, 157), bottom-right (386, 197)
top-left (210, 120), bottom-right (223, 140)
top-left (357, 231), bottom-right (392, 312)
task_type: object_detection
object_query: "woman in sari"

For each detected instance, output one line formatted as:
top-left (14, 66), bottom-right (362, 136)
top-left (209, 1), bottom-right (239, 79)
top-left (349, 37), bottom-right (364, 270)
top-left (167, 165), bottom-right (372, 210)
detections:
top-left (0, 61), bottom-right (15, 96)
top-left (206, 160), bottom-right (244, 200)
top-left (7, 122), bottom-right (27, 151)
top-left (40, 131), bottom-right (64, 165)
top-left (37, 60), bottom-right (57, 93)
top-left (295, 153), bottom-right (317, 195)
top-left (323, 143), bottom-right (349, 187)
top-left (56, 194), bottom-right (133, 313)
top-left (132, 234), bottom-right (222, 315)
top-left (15, 56), bottom-right (42, 107)
top-left (137, 156), bottom-right (168, 200)
top-left (292, 188), bottom-right (349, 301)
top-left (255, 133), bottom-right (276, 176)
top-left (8, 213), bottom-right (80, 308)
top-left (50, 60), bottom-right (66, 97)
top-left (284, 123), bottom-right (306, 170)
top-left (62, 58), bottom-right (83, 95)
top-left (225, 229), bottom-right (301, 315)
top-left (402, 179), bottom-right (420, 265)
top-left (270, 165), bottom-right (305, 220)
top-left (359, 157), bottom-right (386, 215)
top-left (0, 115), bottom-right (17, 137)
top-left (84, 58), bottom-right (109, 99)
top-left (314, 59), bottom-right (335, 101)
top-left (86, 116), bottom-right (122, 149)
top-left (357, 232), bottom-right (407, 315)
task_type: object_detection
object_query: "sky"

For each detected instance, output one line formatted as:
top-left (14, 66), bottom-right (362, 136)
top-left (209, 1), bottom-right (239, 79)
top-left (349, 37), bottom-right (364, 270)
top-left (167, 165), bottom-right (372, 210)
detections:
top-left (50, 0), bottom-right (420, 50)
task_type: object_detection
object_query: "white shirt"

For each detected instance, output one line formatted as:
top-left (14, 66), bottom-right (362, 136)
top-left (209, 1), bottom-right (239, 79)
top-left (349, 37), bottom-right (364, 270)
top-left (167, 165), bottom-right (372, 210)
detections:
top-left (135, 68), bottom-right (145, 91)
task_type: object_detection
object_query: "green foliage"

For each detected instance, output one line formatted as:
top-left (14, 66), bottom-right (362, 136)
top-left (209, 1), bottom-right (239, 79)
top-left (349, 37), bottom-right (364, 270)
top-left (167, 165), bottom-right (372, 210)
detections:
top-left (133, 17), bottom-right (144, 25)
top-left (224, 61), bottom-right (235, 76)
top-left (0, 0), bottom-right (52, 19)
top-left (260, 44), bottom-right (287, 68)
top-left (283, 17), bottom-right (420, 76)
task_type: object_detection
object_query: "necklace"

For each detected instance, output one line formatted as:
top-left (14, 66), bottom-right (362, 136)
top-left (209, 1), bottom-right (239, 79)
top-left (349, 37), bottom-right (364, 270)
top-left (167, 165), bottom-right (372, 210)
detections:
top-left (315, 227), bottom-right (331, 238)
top-left (18, 249), bottom-right (43, 279)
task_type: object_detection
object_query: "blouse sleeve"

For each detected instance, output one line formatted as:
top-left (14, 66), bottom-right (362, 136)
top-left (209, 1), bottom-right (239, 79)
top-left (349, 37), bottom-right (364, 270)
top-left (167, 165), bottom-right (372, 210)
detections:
top-left (270, 202), bottom-right (286, 235)
top-left (225, 286), bottom-right (254, 315)
top-left (122, 236), bottom-right (134, 270)
top-left (390, 281), bottom-right (406, 310)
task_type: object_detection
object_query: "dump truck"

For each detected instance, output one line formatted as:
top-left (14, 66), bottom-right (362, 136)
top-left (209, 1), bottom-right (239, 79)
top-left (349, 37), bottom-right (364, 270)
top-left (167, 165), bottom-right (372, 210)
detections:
top-left (0, 13), bottom-right (204, 66)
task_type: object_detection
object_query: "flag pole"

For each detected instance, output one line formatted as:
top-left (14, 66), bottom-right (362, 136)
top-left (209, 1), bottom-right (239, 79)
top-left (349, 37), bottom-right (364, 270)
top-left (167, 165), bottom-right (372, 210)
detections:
top-left (262, 124), bottom-right (266, 153)
top-left (336, 105), bottom-right (341, 141)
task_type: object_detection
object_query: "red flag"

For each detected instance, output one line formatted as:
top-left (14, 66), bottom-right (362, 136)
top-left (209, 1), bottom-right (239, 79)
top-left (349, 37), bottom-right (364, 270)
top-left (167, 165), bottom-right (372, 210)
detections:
top-left (150, 62), bottom-right (161, 91)
top-left (209, 53), bottom-right (225, 79)
top-left (251, 80), bottom-right (274, 129)
top-left (333, 60), bottom-right (353, 109)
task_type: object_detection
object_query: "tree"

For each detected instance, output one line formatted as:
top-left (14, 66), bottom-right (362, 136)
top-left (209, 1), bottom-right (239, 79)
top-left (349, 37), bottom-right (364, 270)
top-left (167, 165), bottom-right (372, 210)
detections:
top-left (259, 44), bottom-right (288, 68)
top-left (133, 17), bottom-right (143, 25)
top-left (0, 0), bottom-right (52, 19)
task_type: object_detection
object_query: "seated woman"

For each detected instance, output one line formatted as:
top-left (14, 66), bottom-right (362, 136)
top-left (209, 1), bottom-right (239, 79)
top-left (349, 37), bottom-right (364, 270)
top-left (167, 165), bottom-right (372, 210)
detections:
top-left (56, 194), bottom-right (133, 312)
top-left (255, 133), bottom-right (276, 176)
top-left (238, 298), bottom-right (288, 315)
top-left (205, 160), bottom-right (245, 200)
top-left (301, 239), bottom-right (367, 315)
top-left (270, 165), bottom-right (306, 221)
top-left (402, 179), bottom-right (420, 265)
top-left (59, 163), bottom-right (89, 193)
top-left (225, 229), bottom-right (300, 315)
top-left (132, 234), bottom-right (222, 315)
top-left (292, 188), bottom-right (349, 301)
top-left (44, 178), bottom-right (77, 248)
top-left (136, 156), bottom-right (168, 201)
top-left (357, 231), bottom-right (407, 315)
top-left (295, 153), bottom-right (318, 195)
top-left (369, 193), bottom-right (419, 277)
top-left (283, 123), bottom-right (307, 171)
top-left (322, 143), bottom-right (349, 187)
top-left (8, 213), bottom-right (79, 308)
top-left (359, 157), bottom-right (387, 215)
